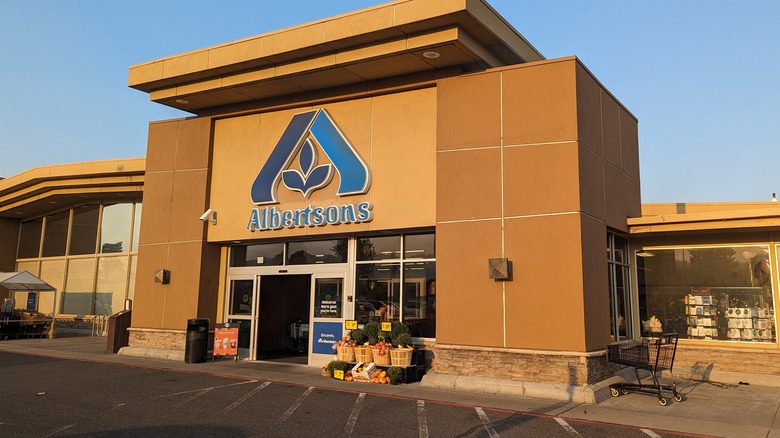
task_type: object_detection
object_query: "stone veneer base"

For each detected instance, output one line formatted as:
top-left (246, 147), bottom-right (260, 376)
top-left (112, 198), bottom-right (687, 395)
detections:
top-left (123, 327), bottom-right (186, 355)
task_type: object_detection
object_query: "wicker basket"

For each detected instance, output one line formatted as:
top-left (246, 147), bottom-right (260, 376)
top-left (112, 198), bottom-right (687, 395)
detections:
top-left (390, 347), bottom-right (414, 367)
top-left (354, 346), bottom-right (373, 363)
top-left (372, 347), bottom-right (392, 366)
top-left (337, 345), bottom-right (356, 362)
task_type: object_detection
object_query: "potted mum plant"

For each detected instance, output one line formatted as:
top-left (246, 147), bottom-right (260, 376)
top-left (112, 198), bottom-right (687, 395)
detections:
top-left (387, 366), bottom-right (404, 385)
top-left (390, 321), bottom-right (410, 346)
top-left (363, 322), bottom-right (381, 345)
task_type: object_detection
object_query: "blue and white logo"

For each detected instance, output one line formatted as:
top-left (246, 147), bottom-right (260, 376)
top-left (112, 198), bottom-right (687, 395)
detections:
top-left (251, 109), bottom-right (371, 205)
top-left (247, 109), bottom-right (373, 231)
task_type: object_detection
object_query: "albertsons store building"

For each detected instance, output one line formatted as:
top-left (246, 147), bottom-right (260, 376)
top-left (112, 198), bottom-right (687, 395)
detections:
top-left (1, 0), bottom-right (777, 402)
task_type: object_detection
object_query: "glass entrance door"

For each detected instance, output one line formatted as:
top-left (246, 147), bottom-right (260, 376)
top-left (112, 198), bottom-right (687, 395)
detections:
top-left (309, 273), bottom-right (349, 367)
top-left (255, 274), bottom-right (311, 364)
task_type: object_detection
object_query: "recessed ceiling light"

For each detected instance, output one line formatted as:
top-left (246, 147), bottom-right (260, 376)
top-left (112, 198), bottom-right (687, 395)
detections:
top-left (422, 51), bottom-right (440, 59)
top-left (175, 99), bottom-right (189, 104)
top-left (15, 211), bottom-right (23, 215)
top-left (48, 201), bottom-right (57, 204)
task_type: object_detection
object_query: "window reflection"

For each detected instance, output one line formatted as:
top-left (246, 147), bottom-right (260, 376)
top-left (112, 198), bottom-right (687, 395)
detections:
top-left (357, 236), bottom-right (400, 261)
top-left (355, 264), bottom-right (400, 324)
top-left (404, 262), bottom-right (436, 338)
top-left (70, 205), bottom-right (99, 255)
top-left (42, 210), bottom-right (69, 257)
top-left (231, 243), bottom-right (284, 267)
top-left (404, 234), bottom-right (435, 259)
top-left (18, 218), bottom-right (42, 259)
top-left (131, 204), bottom-right (142, 252)
top-left (100, 204), bottom-right (132, 253)
top-left (287, 239), bottom-right (347, 264)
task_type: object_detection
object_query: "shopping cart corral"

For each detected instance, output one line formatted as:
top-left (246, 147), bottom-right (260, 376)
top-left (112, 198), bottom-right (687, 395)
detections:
top-left (606, 333), bottom-right (684, 406)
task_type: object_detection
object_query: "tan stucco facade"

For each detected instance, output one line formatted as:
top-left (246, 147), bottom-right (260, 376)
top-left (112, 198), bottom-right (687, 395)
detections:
top-left (435, 58), bottom-right (639, 353)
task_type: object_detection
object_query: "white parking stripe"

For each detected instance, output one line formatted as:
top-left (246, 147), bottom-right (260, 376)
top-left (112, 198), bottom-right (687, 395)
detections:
top-left (276, 386), bottom-right (315, 424)
top-left (475, 407), bottom-right (499, 438)
top-left (220, 381), bottom-right (271, 414)
top-left (343, 393), bottom-right (366, 437)
top-left (42, 424), bottom-right (74, 437)
top-left (157, 379), bottom-right (258, 398)
top-left (555, 417), bottom-right (583, 437)
top-left (417, 400), bottom-right (429, 438)
top-left (641, 428), bottom-right (663, 438)
top-left (175, 387), bottom-right (213, 408)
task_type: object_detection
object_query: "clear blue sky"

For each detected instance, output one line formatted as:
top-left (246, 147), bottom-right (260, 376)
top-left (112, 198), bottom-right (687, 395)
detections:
top-left (1, 1), bottom-right (778, 203)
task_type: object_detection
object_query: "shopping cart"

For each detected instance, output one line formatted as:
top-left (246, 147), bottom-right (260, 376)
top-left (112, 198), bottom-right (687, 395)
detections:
top-left (606, 333), bottom-right (683, 406)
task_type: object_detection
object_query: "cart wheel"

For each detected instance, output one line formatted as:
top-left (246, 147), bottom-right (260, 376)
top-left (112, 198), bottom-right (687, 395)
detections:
top-left (658, 397), bottom-right (668, 406)
top-left (673, 392), bottom-right (684, 402)
top-left (620, 388), bottom-right (629, 395)
top-left (610, 387), bottom-right (620, 397)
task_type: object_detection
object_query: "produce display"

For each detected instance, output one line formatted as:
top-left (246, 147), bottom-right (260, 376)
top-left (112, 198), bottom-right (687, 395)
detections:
top-left (321, 327), bottom-right (423, 385)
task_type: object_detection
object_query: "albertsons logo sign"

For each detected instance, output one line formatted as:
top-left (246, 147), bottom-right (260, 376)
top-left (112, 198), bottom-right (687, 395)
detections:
top-left (248, 109), bottom-right (372, 231)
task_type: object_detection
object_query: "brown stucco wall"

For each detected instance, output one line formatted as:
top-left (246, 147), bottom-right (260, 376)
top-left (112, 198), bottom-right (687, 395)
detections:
top-left (435, 57), bottom-right (640, 356)
top-left (132, 117), bottom-right (221, 330)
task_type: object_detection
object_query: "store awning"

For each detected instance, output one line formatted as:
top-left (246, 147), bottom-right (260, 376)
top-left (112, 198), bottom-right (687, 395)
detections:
top-left (0, 271), bottom-right (56, 291)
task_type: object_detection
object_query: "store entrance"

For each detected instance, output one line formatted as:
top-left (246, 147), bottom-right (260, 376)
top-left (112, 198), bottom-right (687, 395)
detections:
top-left (255, 274), bottom-right (311, 364)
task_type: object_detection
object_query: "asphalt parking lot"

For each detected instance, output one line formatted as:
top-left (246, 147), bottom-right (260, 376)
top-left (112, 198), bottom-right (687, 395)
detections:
top-left (0, 351), bottom-right (697, 437)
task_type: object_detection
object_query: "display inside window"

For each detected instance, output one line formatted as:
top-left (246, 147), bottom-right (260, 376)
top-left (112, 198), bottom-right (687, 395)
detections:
top-left (637, 246), bottom-right (776, 343)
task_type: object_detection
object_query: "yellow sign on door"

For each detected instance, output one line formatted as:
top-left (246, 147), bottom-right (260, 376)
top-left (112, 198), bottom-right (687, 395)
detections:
top-left (345, 320), bottom-right (358, 330)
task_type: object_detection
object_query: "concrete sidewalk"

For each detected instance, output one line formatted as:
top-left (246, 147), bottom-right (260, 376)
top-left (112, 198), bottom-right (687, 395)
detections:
top-left (1, 336), bottom-right (779, 438)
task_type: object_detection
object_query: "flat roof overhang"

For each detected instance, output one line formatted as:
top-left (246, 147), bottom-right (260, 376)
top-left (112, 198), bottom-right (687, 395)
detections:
top-left (128, 0), bottom-right (544, 114)
top-left (0, 158), bottom-right (144, 220)
top-left (629, 203), bottom-right (780, 235)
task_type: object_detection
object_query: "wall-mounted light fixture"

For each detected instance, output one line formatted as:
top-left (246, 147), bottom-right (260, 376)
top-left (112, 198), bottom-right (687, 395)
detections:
top-left (199, 208), bottom-right (217, 225)
top-left (154, 268), bottom-right (171, 284)
top-left (488, 258), bottom-right (512, 281)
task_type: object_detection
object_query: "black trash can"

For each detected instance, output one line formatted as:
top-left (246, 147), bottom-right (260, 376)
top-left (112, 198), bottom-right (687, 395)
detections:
top-left (184, 318), bottom-right (209, 363)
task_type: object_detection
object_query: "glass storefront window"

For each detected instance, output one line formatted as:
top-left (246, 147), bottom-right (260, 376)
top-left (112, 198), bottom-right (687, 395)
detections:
top-left (357, 236), bottom-right (400, 261)
top-left (61, 258), bottom-right (95, 314)
top-left (131, 203), bottom-right (142, 252)
top-left (637, 245), bottom-right (776, 343)
top-left (96, 256), bottom-right (128, 316)
top-left (404, 234), bottom-right (435, 259)
top-left (100, 203), bottom-right (132, 253)
top-left (42, 210), bottom-right (69, 257)
top-left (69, 205), bottom-right (99, 255)
top-left (403, 262), bottom-right (436, 338)
top-left (18, 218), bottom-right (42, 259)
top-left (355, 264), bottom-right (400, 324)
top-left (287, 239), bottom-right (347, 264)
top-left (608, 233), bottom-right (632, 341)
top-left (231, 243), bottom-right (284, 267)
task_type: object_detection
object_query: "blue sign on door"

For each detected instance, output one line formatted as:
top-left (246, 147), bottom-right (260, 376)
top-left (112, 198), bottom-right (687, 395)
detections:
top-left (311, 321), bottom-right (343, 355)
